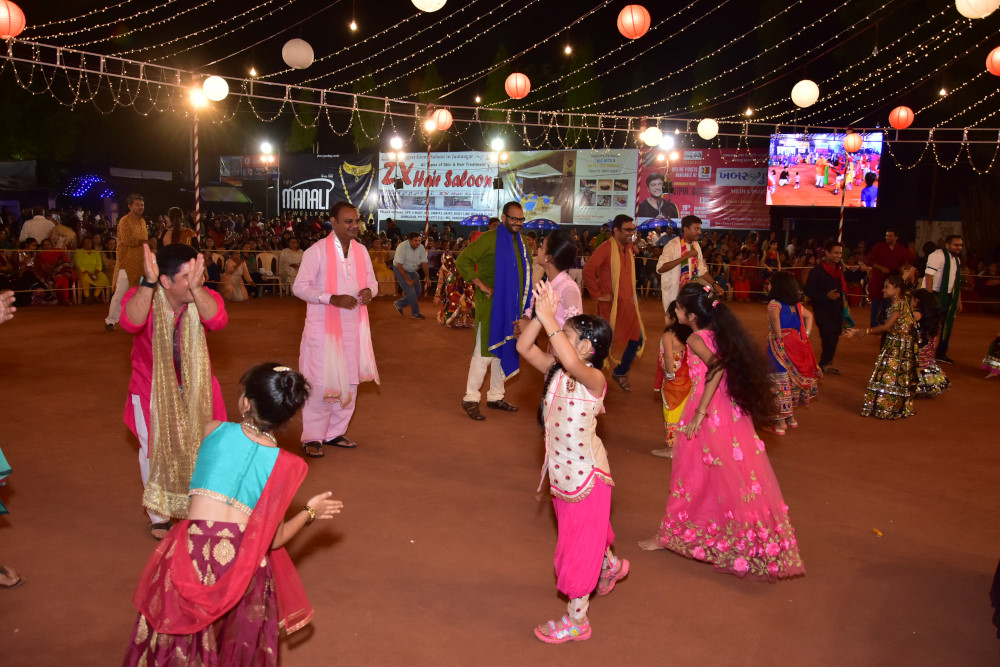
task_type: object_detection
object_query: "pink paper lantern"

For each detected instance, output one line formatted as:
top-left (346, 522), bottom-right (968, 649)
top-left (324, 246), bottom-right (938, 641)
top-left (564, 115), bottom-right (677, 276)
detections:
top-left (617, 5), bottom-right (651, 40)
top-left (987, 46), bottom-right (1000, 76)
top-left (843, 132), bottom-right (863, 153)
top-left (889, 106), bottom-right (914, 130)
top-left (505, 72), bottom-right (531, 100)
top-left (429, 108), bottom-right (453, 131)
top-left (0, 0), bottom-right (26, 39)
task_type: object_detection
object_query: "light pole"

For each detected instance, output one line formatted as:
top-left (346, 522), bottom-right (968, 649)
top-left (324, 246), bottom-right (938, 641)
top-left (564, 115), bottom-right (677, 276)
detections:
top-left (423, 119), bottom-right (437, 240)
top-left (387, 135), bottom-right (405, 234)
top-left (260, 141), bottom-right (274, 220)
top-left (489, 137), bottom-right (508, 217)
top-left (189, 88), bottom-right (209, 236)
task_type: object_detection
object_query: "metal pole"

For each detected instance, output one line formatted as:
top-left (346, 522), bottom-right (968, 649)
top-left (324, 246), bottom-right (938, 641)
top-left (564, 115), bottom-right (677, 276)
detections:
top-left (425, 139), bottom-right (431, 244)
top-left (194, 111), bottom-right (200, 235)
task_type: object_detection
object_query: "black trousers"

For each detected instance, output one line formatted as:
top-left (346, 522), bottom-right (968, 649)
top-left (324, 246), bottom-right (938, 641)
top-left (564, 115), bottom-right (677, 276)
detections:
top-left (814, 308), bottom-right (841, 367)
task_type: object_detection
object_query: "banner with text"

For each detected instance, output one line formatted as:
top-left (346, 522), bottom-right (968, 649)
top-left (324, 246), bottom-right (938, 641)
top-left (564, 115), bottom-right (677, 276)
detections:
top-left (377, 150), bottom-right (637, 226)
top-left (279, 153), bottom-right (377, 220)
top-left (635, 148), bottom-right (770, 229)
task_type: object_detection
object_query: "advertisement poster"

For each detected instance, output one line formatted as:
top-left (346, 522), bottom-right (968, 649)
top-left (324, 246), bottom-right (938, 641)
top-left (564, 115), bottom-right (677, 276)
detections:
top-left (574, 149), bottom-right (637, 225)
top-left (378, 151), bottom-right (501, 222)
top-left (279, 154), bottom-right (377, 219)
top-left (219, 156), bottom-right (243, 186)
top-left (378, 149), bottom-right (637, 226)
top-left (241, 154), bottom-right (280, 181)
top-left (636, 148), bottom-right (769, 229)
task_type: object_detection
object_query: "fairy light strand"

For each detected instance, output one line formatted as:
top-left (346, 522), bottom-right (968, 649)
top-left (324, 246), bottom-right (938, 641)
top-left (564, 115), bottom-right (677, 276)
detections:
top-left (63, 0), bottom-right (219, 50)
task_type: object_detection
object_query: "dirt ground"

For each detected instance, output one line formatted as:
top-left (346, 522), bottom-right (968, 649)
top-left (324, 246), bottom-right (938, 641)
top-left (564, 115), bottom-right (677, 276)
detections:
top-left (0, 294), bottom-right (998, 666)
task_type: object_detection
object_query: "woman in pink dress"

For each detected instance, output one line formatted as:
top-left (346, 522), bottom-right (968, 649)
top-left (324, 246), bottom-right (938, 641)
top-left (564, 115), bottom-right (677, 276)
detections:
top-left (639, 283), bottom-right (805, 582)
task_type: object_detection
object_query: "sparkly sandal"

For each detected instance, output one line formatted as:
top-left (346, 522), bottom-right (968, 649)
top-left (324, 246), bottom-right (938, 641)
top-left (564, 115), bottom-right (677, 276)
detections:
top-left (534, 615), bottom-right (591, 644)
top-left (597, 557), bottom-right (630, 596)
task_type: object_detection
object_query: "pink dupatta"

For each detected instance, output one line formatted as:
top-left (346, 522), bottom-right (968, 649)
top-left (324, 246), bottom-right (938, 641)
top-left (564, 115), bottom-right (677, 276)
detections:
top-left (323, 235), bottom-right (379, 405)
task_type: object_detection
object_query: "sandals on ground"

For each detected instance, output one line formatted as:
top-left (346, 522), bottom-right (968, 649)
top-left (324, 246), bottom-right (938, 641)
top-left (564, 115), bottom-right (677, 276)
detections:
top-left (0, 565), bottom-right (24, 589)
top-left (302, 441), bottom-right (325, 458)
top-left (324, 436), bottom-right (358, 449)
top-left (534, 615), bottom-right (591, 644)
top-left (149, 522), bottom-right (172, 541)
top-left (612, 373), bottom-right (632, 392)
top-left (761, 425), bottom-right (786, 436)
top-left (597, 557), bottom-right (630, 596)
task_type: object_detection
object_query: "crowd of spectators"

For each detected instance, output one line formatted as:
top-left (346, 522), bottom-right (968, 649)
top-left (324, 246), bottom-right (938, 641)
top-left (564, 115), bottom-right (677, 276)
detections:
top-left (1, 203), bottom-right (997, 314)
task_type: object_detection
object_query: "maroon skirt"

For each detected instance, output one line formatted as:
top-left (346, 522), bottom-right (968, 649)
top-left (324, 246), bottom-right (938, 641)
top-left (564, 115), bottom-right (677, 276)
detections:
top-left (123, 520), bottom-right (279, 666)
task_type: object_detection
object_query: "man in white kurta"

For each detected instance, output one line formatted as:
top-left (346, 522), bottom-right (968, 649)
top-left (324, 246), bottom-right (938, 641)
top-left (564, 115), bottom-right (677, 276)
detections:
top-left (293, 203), bottom-right (379, 456)
top-left (656, 215), bottom-right (722, 311)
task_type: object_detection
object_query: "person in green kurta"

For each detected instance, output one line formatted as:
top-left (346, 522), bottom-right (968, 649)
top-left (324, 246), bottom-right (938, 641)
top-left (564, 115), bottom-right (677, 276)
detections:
top-left (456, 202), bottom-right (532, 421)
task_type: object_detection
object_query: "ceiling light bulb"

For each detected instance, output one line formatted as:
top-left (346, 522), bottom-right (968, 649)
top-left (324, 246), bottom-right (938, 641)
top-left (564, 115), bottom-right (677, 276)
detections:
top-left (745, 108), bottom-right (753, 116)
top-left (939, 87), bottom-right (947, 96)
top-left (350, 20), bottom-right (357, 31)
top-left (249, 67), bottom-right (257, 77)
top-left (475, 95), bottom-right (481, 103)
top-left (564, 45), bottom-right (572, 55)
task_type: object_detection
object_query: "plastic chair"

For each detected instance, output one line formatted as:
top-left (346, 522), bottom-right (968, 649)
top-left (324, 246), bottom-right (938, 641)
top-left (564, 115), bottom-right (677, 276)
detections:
top-left (256, 252), bottom-right (281, 297)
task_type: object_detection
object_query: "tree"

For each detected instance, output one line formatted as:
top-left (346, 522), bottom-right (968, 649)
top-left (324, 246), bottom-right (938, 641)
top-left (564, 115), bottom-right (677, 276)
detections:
top-left (285, 89), bottom-right (319, 153)
top-left (352, 72), bottom-right (387, 151)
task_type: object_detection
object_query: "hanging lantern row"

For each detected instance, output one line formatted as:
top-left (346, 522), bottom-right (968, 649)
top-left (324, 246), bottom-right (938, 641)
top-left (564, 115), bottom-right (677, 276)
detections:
top-left (0, 0), bottom-right (25, 39)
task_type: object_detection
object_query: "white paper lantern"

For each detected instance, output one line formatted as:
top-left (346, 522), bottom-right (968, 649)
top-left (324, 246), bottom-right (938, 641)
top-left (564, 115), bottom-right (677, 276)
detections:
top-left (282, 38), bottom-right (314, 70)
top-left (640, 126), bottom-right (663, 146)
top-left (790, 79), bottom-right (819, 108)
top-left (412, 0), bottom-right (447, 11)
top-left (697, 118), bottom-right (719, 140)
top-left (202, 76), bottom-right (229, 102)
top-left (955, 0), bottom-right (1000, 18)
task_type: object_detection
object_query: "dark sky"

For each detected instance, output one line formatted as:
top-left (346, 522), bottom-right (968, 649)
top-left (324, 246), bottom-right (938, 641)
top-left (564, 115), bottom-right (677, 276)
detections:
top-left (4, 0), bottom-right (999, 175)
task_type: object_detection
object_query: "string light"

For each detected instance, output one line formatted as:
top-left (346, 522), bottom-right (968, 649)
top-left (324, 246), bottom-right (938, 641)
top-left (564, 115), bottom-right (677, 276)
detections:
top-left (349, 0), bottom-right (548, 94)
top-left (939, 87), bottom-right (948, 96)
top-left (117, 0), bottom-right (296, 62)
top-left (714, 7), bottom-right (956, 123)
top-left (24, 0), bottom-right (184, 39)
top-left (24, 0), bottom-right (148, 33)
top-left (63, 0), bottom-right (218, 49)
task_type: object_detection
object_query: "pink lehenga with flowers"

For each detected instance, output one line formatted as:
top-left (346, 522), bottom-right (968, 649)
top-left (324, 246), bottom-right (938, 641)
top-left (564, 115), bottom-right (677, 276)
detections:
top-left (653, 329), bottom-right (804, 581)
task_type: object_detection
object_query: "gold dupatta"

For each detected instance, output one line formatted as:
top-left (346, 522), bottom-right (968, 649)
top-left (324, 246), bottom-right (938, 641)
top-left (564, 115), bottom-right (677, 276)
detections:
top-left (143, 286), bottom-right (213, 519)
top-left (607, 235), bottom-right (645, 368)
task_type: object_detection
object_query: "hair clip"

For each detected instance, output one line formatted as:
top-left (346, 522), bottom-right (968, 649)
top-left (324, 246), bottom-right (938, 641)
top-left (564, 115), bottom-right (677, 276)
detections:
top-left (273, 366), bottom-right (292, 372)
top-left (702, 285), bottom-right (712, 293)
top-left (711, 300), bottom-right (719, 308)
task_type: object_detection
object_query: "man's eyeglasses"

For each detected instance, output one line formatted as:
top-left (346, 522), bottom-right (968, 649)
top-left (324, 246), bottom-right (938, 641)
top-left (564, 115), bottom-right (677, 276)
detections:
top-left (621, 226), bottom-right (637, 233)
top-left (505, 216), bottom-right (526, 223)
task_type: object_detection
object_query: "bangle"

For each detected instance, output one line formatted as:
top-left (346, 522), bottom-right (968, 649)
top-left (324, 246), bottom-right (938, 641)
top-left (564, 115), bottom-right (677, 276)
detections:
top-left (696, 410), bottom-right (707, 416)
top-left (301, 505), bottom-right (316, 525)
top-left (865, 328), bottom-right (870, 336)
top-left (548, 329), bottom-right (563, 338)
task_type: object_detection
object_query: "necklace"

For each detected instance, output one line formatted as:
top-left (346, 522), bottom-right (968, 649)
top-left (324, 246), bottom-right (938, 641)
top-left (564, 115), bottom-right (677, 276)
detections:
top-left (241, 421), bottom-right (277, 447)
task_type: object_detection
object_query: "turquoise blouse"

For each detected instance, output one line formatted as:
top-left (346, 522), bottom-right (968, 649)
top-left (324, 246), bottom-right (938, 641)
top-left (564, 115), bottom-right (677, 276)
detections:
top-left (189, 422), bottom-right (279, 515)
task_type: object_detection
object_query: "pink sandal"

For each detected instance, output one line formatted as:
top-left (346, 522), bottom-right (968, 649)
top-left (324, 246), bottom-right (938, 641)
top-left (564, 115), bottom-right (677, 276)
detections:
top-left (597, 557), bottom-right (630, 596)
top-left (761, 425), bottom-right (786, 436)
top-left (534, 615), bottom-right (591, 644)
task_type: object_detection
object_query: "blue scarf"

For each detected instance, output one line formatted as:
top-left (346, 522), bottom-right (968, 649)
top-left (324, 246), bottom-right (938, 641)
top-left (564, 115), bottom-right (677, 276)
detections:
top-left (488, 223), bottom-right (531, 379)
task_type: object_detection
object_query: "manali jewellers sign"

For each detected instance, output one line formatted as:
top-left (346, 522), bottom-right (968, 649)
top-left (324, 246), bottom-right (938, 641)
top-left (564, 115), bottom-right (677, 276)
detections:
top-left (282, 178), bottom-right (336, 212)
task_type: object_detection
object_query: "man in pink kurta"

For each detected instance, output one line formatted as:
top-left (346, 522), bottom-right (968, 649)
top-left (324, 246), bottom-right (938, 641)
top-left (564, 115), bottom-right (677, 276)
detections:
top-left (121, 244), bottom-right (227, 533)
top-left (293, 203), bottom-right (379, 457)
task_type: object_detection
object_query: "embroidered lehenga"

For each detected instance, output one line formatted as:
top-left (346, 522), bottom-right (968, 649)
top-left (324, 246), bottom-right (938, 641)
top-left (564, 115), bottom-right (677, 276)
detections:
top-left (860, 299), bottom-right (918, 419)
top-left (436, 249), bottom-right (475, 328)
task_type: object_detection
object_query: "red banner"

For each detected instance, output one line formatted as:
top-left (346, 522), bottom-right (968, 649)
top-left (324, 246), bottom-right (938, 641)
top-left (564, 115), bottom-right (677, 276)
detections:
top-left (636, 148), bottom-right (770, 230)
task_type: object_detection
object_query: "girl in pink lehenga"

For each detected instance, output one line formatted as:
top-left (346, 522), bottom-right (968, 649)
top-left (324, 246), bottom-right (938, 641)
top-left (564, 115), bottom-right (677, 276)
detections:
top-left (639, 283), bottom-right (805, 582)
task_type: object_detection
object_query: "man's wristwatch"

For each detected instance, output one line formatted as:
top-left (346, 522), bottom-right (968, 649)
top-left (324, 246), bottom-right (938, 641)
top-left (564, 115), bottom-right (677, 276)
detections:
top-left (139, 276), bottom-right (157, 289)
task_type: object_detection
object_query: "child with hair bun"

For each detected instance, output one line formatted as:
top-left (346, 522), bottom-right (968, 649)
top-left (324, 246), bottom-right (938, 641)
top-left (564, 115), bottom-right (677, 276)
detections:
top-left (125, 363), bottom-right (343, 666)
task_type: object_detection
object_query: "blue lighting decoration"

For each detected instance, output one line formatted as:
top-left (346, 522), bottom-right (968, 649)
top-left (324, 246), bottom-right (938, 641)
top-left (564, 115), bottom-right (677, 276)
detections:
top-left (62, 175), bottom-right (114, 199)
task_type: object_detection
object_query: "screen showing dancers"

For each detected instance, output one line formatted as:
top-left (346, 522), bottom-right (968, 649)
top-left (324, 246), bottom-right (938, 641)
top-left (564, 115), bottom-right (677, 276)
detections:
top-left (766, 133), bottom-right (882, 208)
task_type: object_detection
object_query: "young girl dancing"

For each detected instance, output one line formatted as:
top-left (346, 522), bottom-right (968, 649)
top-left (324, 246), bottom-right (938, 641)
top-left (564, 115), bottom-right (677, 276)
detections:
top-left (638, 283), bottom-right (805, 581)
top-left (651, 300), bottom-right (692, 459)
top-left (764, 271), bottom-right (819, 435)
top-left (125, 364), bottom-right (343, 666)
top-left (516, 283), bottom-right (627, 643)
top-left (847, 274), bottom-right (918, 419)
top-left (911, 289), bottom-right (950, 397)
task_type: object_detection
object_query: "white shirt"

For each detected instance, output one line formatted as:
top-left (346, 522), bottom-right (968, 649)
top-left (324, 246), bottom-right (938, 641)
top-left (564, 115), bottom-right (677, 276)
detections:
top-left (657, 236), bottom-right (705, 309)
top-left (924, 248), bottom-right (960, 293)
top-left (393, 241), bottom-right (428, 272)
top-left (292, 236), bottom-right (378, 325)
top-left (20, 215), bottom-right (54, 243)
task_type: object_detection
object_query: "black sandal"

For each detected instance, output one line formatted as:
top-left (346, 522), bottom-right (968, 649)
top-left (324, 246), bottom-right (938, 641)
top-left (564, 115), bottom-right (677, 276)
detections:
top-left (149, 522), bottom-right (172, 541)
top-left (324, 436), bottom-right (359, 449)
top-left (302, 441), bottom-right (325, 458)
top-left (612, 373), bottom-right (632, 392)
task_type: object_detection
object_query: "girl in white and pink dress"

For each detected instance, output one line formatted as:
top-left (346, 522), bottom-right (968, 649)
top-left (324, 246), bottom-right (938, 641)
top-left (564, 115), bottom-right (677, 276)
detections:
top-left (516, 283), bottom-right (626, 644)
